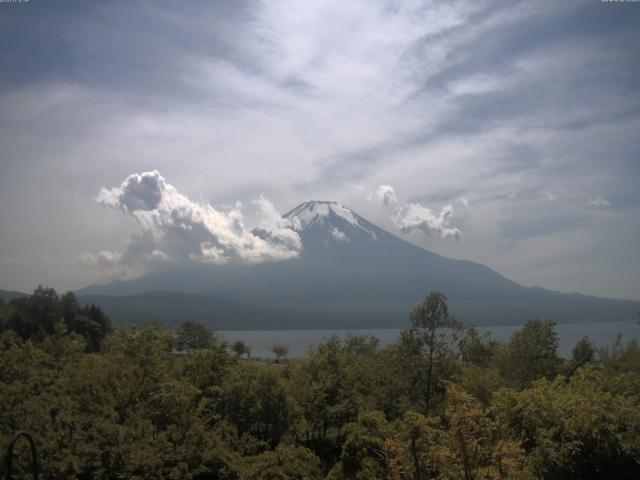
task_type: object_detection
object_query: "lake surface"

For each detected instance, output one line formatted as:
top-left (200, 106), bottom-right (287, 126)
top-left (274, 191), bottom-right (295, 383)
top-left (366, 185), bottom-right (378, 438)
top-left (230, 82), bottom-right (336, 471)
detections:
top-left (219, 321), bottom-right (640, 359)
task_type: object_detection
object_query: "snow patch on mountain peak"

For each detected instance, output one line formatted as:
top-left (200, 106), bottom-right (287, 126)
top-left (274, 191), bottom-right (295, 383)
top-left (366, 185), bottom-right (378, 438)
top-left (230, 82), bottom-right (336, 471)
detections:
top-left (284, 200), bottom-right (376, 239)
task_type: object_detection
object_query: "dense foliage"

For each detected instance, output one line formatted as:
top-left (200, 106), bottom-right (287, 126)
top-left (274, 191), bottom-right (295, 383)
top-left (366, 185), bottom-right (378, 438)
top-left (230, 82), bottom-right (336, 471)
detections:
top-left (1, 289), bottom-right (639, 479)
top-left (0, 286), bottom-right (111, 352)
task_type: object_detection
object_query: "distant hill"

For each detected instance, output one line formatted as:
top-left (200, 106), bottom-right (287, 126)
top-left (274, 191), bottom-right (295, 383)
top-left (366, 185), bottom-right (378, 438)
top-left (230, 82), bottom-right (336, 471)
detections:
top-left (79, 201), bottom-right (640, 329)
top-left (76, 291), bottom-right (381, 330)
top-left (0, 289), bottom-right (29, 302)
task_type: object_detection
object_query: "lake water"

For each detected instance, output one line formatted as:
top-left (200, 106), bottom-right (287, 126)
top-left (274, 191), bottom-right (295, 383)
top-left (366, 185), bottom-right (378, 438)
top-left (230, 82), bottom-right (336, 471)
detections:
top-left (219, 321), bottom-right (640, 359)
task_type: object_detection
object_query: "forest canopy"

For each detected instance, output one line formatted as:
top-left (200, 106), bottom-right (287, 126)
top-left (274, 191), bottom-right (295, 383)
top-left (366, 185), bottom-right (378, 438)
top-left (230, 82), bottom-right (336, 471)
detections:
top-left (1, 288), bottom-right (639, 479)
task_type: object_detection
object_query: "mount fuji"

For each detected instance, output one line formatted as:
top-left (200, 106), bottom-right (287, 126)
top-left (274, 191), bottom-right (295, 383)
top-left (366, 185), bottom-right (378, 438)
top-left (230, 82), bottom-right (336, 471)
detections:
top-left (77, 201), bottom-right (640, 329)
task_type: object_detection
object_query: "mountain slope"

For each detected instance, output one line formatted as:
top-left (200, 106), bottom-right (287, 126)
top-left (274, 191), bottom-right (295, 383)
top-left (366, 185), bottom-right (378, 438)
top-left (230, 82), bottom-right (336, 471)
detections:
top-left (78, 201), bottom-right (640, 328)
top-left (0, 289), bottom-right (29, 302)
top-left (77, 291), bottom-right (359, 330)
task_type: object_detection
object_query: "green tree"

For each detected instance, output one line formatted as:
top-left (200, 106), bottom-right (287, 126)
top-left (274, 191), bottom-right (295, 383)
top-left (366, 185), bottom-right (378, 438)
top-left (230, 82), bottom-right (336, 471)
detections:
top-left (241, 444), bottom-right (321, 480)
top-left (287, 336), bottom-right (360, 445)
top-left (175, 319), bottom-right (216, 351)
top-left (501, 318), bottom-right (561, 389)
top-left (3, 288), bottom-right (110, 351)
top-left (72, 306), bottom-right (112, 353)
top-left (58, 292), bottom-right (112, 352)
top-left (205, 363), bottom-right (294, 448)
top-left (232, 339), bottom-right (251, 359)
top-left (493, 367), bottom-right (640, 479)
top-left (404, 291), bottom-right (462, 412)
top-left (271, 344), bottom-right (289, 363)
top-left (457, 326), bottom-right (505, 405)
top-left (0, 298), bottom-right (7, 331)
top-left (568, 336), bottom-right (596, 376)
top-left (6, 285), bottom-right (61, 340)
top-left (599, 335), bottom-right (640, 373)
top-left (328, 410), bottom-right (391, 480)
top-left (182, 344), bottom-right (236, 392)
top-left (459, 326), bottom-right (500, 367)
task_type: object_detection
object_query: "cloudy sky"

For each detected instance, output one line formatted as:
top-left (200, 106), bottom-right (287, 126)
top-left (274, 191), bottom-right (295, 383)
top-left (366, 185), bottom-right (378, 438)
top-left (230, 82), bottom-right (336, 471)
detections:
top-left (0, 0), bottom-right (639, 300)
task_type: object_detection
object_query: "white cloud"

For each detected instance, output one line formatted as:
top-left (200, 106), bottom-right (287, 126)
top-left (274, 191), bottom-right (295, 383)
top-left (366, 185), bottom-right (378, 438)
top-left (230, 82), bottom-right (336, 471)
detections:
top-left (367, 184), bottom-right (399, 207)
top-left (368, 184), bottom-right (461, 241)
top-left (251, 195), bottom-right (303, 256)
top-left (149, 249), bottom-right (169, 261)
top-left (393, 203), bottom-right (461, 241)
top-left (80, 250), bottom-right (123, 266)
top-left (587, 197), bottom-right (611, 208)
top-left (97, 171), bottom-right (302, 265)
top-left (98, 170), bottom-right (165, 211)
top-left (331, 227), bottom-right (347, 242)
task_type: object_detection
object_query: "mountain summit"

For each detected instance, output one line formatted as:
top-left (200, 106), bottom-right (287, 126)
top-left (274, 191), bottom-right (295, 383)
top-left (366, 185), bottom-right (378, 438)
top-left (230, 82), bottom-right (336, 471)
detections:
top-left (78, 201), bottom-right (640, 329)
top-left (286, 200), bottom-right (375, 235)
top-left (283, 200), bottom-right (397, 248)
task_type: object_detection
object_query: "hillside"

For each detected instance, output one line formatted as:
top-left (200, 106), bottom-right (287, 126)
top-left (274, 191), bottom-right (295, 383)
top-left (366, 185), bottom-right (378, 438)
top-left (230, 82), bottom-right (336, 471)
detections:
top-left (0, 289), bottom-right (28, 302)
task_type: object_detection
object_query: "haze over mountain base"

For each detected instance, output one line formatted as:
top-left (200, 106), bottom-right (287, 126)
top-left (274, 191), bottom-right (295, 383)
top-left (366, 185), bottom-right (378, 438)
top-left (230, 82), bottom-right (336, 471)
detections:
top-left (76, 201), bottom-right (640, 329)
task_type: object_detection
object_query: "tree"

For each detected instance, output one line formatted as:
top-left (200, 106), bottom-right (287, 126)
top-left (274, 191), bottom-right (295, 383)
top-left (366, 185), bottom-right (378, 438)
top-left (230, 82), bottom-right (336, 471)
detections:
top-left (388, 389), bottom-right (532, 480)
top-left (0, 298), bottom-right (6, 331)
top-left (286, 336), bottom-right (363, 444)
top-left (501, 318), bottom-right (561, 389)
top-left (175, 319), bottom-right (216, 351)
top-left (458, 326), bottom-right (500, 367)
top-left (599, 335), bottom-right (640, 373)
top-left (493, 368), bottom-right (640, 479)
top-left (241, 444), bottom-right (321, 480)
top-left (443, 385), bottom-right (529, 480)
top-left (405, 291), bottom-right (462, 412)
top-left (387, 410), bottom-right (445, 480)
top-left (74, 304), bottom-right (112, 352)
top-left (271, 344), bottom-right (289, 363)
top-left (568, 336), bottom-right (596, 375)
top-left (231, 339), bottom-right (251, 359)
top-left (3, 288), bottom-right (111, 351)
top-left (205, 364), bottom-right (294, 448)
top-left (182, 344), bottom-right (236, 392)
top-left (328, 410), bottom-right (391, 479)
top-left (7, 286), bottom-right (61, 340)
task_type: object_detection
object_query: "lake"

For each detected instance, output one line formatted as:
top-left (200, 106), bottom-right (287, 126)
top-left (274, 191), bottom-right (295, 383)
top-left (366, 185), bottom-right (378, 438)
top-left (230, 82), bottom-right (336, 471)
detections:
top-left (219, 320), bottom-right (640, 359)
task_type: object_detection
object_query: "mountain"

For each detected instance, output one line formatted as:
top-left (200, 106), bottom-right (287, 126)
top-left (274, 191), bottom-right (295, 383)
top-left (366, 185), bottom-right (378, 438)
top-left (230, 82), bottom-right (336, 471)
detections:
top-left (76, 292), bottom-right (348, 330)
top-left (0, 289), bottom-right (29, 302)
top-left (78, 201), bottom-right (640, 329)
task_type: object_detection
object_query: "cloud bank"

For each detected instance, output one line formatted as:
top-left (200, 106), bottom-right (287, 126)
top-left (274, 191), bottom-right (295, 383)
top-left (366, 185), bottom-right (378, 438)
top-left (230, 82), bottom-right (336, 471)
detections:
top-left (95, 171), bottom-right (301, 266)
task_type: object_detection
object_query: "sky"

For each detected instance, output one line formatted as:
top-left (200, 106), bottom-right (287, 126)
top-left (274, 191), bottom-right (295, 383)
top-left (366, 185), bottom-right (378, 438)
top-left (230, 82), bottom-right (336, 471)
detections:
top-left (0, 0), bottom-right (639, 300)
